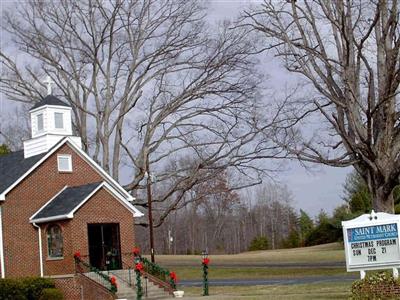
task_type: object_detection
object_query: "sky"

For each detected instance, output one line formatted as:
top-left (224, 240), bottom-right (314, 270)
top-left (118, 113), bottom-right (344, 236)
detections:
top-left (0, 0), bottom-right (352, 217)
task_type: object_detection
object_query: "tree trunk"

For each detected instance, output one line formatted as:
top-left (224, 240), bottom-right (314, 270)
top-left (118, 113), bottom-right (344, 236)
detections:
top-left (372, 187), bottom-right (394, 213)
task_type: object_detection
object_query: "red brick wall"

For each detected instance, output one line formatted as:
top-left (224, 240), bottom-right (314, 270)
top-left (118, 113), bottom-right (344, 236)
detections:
top-left (1, 143), bottom-right (128, 277)
top-left (53, 276), bottom-right (81, 300)
top-left (71, 187), bottom-right (135, 259)
top-left (41, 220), bottom-right (74, 276)
top-left (54, 275), bottom-right (115, 300)
top-left (76, 274), bottom-right (115, 300)
top-left (42, 187), bottom-right (135, 275)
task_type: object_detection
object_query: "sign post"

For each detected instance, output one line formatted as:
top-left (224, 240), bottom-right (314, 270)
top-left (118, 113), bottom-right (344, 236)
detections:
top-left (342, 210), bottom-right (400, 279)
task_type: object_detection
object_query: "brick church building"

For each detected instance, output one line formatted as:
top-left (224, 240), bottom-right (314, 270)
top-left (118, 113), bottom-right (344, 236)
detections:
top-left (0, 95), bottom-right (144, 298)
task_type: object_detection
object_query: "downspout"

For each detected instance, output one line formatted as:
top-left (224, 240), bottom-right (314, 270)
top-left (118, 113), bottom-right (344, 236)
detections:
top-left (33, 223), bottom-right (44, 277)
top-left (0, 206), bottom-right (5, 278)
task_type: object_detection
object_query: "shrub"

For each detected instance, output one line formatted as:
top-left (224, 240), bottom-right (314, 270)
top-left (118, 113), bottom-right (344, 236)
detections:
top-left (21, 277), bottom-right (55, 300)
top-left (351, 272), bottom-right (400, 299)
top-left (282, 229), bottom-right (300, 249)
top-left (0, 278), bottom-right (26, 300)
top-left (305, 221), bottom-right (341, 246)
top-left (248, 236), bottom-right (269, 251)
top-left (38, 288), bottom-right (63, 300)
top-left (0, 277), bottom-right (57, 300)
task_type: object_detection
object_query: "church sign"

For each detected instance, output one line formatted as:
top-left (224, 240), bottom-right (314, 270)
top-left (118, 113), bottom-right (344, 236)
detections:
top-left (342, 211), bottom-right (400, 273)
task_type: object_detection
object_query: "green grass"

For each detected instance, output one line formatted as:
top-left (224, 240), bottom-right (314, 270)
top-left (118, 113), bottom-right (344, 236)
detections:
top-left (169, 266), bottom-right (349, 280)
top-left (149, 243), bottom-right (353, 299)
top-left (153, 243), bottom-right (345, 267)
top-left (183, 282), bottom-right (352, 299)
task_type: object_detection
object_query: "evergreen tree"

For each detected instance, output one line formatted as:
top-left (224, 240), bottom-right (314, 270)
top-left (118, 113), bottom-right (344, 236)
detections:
top-left (0, 144), bottom-right (10, 156)
top-left (343, 171), bottom-right (400, 214)
top-left (342, 172), bottom-right (372, 213)
top-left (298, 209), bottom-right (313, 245)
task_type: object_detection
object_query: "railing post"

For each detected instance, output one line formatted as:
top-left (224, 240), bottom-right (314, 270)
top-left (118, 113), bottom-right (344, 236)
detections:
top-left (201, 252), bottom-right (210, 296)
top-left (135, 269), bottom-right (143, 300)
top-left (128, 267), bottom-right (132, 287)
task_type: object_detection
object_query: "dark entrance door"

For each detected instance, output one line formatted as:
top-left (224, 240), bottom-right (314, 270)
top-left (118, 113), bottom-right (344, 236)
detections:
top-left (87, 223), bottom-right (122, 270)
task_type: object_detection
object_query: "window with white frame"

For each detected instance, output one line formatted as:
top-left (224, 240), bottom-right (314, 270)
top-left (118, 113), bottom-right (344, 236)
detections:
top-left (37, 114), bottom-right (44, 132)
top-left (57, 154), bottom-right (72, 172)
top-left (54, 112), bottom-right (64, 129)
top-left (47, 224), bottom-right (63, 258)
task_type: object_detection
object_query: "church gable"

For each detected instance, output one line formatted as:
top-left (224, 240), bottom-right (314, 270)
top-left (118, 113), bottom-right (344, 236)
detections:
top-left (0, 138), bottom-right (139, 208)
top-left (30, 181), bottom-right (140, 224)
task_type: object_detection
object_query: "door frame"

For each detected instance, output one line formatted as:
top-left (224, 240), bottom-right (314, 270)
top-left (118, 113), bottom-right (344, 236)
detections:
top-left (87, 223), bottom-right (122, 270)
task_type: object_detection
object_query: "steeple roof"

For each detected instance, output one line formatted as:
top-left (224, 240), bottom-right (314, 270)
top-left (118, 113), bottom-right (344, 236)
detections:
top-left (30, 95), bottom-right (70, 111)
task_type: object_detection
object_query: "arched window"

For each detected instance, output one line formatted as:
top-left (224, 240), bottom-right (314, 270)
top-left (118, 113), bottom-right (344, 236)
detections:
top-left (47, 225), bottom-right (63, 258)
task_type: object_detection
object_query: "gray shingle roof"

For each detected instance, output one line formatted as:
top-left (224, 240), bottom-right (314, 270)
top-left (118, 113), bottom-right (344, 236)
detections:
top-left (31, 182), bottom-right (102, 222)
top-left (30, 95), bottom-right (70, 111)
top-left (0, 151), bottom-right (46, 194)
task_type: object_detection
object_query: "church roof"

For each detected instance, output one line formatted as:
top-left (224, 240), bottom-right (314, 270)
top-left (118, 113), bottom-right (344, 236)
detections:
top-left (30, 182), bottom-right (102, 223)
top-left (0, 150), bottom-right (46, 194)
top-left (30, 95), bottom-right (70, 111)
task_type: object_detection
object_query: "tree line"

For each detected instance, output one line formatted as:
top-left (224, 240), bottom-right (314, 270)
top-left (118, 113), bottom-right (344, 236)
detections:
top-left (136, 169), bottom-right (400, 255)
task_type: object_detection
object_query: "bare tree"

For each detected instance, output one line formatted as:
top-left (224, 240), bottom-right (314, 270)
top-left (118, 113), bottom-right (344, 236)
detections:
top-left (0, 105), bottom-right (30, 151)
top-left (1, 0), bottom-right (282, 225)
top-left (136, 181), bottom-right (298, 254)
top-left (245, 0), bottom-right (400, 212)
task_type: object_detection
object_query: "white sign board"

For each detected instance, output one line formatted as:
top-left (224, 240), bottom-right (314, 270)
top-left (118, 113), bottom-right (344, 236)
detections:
top-left (342, 211), bottom-right (400, 272)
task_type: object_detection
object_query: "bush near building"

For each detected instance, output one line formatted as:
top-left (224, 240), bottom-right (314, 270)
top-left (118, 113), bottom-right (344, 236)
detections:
top-left (351, 272), bottom-right (400, 299)
top-left (0, 277), bottom-right (61, 300)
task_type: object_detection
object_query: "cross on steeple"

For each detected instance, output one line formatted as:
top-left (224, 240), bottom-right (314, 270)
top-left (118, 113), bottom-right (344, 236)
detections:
top-left (44, 75), bottom-right (54, 95)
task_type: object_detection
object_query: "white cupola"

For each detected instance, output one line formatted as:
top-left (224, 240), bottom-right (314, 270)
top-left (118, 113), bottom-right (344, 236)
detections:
top-left (29, 95), bottom-right (73, 138)
top-left (23, 79), bottom-right (82, 158)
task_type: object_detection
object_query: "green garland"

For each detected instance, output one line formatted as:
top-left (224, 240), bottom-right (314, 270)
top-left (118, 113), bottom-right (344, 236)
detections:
top-left (134, 254), bottom-right (177, 291)
top-left (203, 263), bottom-right (209, 296)
top-left (135, 269), bottom-right (143, 300)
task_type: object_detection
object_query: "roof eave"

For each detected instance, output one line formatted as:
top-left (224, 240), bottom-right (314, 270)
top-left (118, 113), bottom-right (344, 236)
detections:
top-left (29, 105), bottom-right (72, 114)
top-left (30, 215), bottom-right (72, 224)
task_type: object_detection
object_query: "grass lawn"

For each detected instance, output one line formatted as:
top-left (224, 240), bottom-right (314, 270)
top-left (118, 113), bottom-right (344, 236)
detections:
top-left (182, 282), bottom-right (352, 299)
top-left (153, 243), bottom-right (346, 267)
top-left (145, 243), bottom-right (354, 298)
top-left (146, 243), bottom-right (348, 281)
top-left (168, 266), bottom-right (349, 280)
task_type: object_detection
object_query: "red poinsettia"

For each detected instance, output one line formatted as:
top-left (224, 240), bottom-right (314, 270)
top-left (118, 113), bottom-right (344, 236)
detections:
top-left (74, 251), bottom-right (81, 259)
top-left (110, 276), bottom-right (117, 287)
top-left (135, 262), bottom-right (144, 272)
top-left (202, 258), bottom-right (210, 265)
top-left (132, 247), bottom-right (140, 256)
top-left (170, 272), bottom-right (177, 282)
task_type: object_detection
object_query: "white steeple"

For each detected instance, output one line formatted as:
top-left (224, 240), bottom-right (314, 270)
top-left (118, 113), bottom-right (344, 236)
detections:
top-left (23, 94), bottom-right (82, 158)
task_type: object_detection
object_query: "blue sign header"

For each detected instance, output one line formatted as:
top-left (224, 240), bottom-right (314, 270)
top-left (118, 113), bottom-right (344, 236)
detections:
top-left (347, 223), bottom-right (398, 242)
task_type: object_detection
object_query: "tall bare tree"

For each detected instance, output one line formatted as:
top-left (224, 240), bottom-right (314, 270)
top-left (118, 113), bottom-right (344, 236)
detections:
top-left (245, 0), bottom-right (400, 212)
top-left (1, 0), bottom-right (282, 225)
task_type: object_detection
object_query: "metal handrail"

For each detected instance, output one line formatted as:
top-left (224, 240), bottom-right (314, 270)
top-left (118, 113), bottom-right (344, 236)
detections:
top-left (74, 256), bottom-right (117, 294)
top-left (110, 257), bottom-right (134, 287)
top-left (120, 253), bottom-right (176, 294)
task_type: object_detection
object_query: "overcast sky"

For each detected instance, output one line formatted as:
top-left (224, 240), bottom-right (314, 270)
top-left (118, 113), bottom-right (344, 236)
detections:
top-left (0, 0), bottom-right (352, 217)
